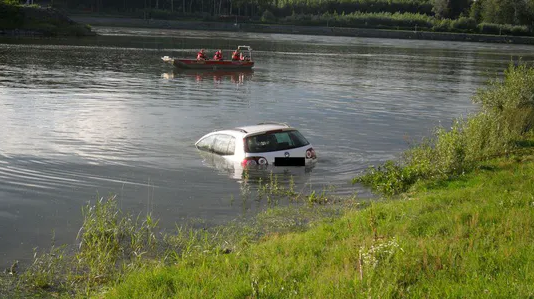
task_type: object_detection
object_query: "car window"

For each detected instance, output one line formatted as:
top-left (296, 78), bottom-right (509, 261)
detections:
top-left (196, 135), bottom-right (216, 152)
top-left (287, 130), bottom-right (310, 147)
top-left (213, 134), bottom-right (235, 155)
top-left (227, 136), bottom-right (236, 155)
top-left (245, 130), bottom-right (309, 153)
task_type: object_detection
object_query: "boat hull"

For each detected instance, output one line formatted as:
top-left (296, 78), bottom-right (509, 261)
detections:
top-left (174, 59), bottom-right (254, 70)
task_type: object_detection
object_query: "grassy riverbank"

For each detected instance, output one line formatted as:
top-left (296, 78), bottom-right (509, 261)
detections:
top-left (101, 144), bottom-right (534, 298)
top-left (0, 3), bottom-right (94, 36)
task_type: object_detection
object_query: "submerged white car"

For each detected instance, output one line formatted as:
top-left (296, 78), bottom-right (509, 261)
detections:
top-left (195, 123), bottom-right (317, 168)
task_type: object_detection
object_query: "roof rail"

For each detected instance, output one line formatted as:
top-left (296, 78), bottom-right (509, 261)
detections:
top-left (230, 128), bottom-right (248, 133)
top-left (257, 122), bottom-right (290, 127)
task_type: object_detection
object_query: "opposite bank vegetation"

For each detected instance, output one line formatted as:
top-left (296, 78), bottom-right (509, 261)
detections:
top-left (64, 0), bottom-right (534, 37)
top-left (0, 3), bottom-right (94, 36)
top-left (3, 0), bottom-right (534, 39)
top-left (1, 63), bottom-right (534, 297)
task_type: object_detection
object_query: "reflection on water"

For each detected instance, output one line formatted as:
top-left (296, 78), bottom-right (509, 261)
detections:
top-left (1, 28), bottom-right (533, 267)
top-left (162, 69), bottom-right (254, 84)
top-left (197, 150), bottom-right (315, 181)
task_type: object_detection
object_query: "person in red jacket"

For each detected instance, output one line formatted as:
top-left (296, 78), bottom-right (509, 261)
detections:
top-left (231, 49), bottom-right (240, 61)
top-left (213, 49), bottom-right (223, 61)
top-left (197, 49), bottom-right (207, 61)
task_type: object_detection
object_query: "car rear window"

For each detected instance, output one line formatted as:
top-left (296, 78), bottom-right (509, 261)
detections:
top-left (245, 130), bottom-right (309, 153)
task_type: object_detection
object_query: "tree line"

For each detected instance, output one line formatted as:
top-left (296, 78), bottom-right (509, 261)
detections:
top-left (432, 0), bottom-right (534, 26)
top-left (2, 0), bottom-right (533, 27)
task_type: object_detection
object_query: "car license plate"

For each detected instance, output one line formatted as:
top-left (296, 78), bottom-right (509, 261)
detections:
top-left (274, 157), bottom-right (305, 166)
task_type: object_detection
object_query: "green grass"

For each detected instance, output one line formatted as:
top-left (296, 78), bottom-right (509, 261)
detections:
top-left (98, 144), bottom-right (534, 298)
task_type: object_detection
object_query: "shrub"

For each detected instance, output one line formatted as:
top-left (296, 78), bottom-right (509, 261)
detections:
top-left (509, 25), bottom-right (531, 36)
top-left (149, 9), bottom-right (179, 20)
top-left (272, 0), bottom-right (433, 17)
top-left (0, 3), bottom-right (24, 28)
top-left (477, 22), bottom-right (504, 34)
top-left (450, 16), bottom-right (476, 31)
top-left (355, 161), bottom-right (418, 195)
top-left (62, 23), bottom-right (93, 36)
top-left (354, 63), bottom-right (534, 195)
top-left (282, 11), bottom-right (435, 30)
top-left (1, 0), bottom-right (20, 5)
top-left (28, 23), bottom-right (58, 35)
top-left (432, 17), bottom-right (478, 33)
top-left (473, 63), bottom-right (534, 134)
top-left (201, 12), bottom-right (213, 21)
top-left (477, 22), bottom-right (531, 36)
top-left (261, 9), bottom-right (277, 23)
top-left (432, 18), bottom-right (452, 31)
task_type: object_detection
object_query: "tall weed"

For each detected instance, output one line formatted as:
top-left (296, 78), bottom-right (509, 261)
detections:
top-left (473, 63), bottom-right (534, 134)
top-left (354, 63), bottom-right (534, 195)
top-left (22, 196), bottom-right (160, 293)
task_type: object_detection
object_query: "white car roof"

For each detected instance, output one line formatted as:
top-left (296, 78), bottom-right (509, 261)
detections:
top-left (236, 123), bottom-right (293, 135)
top-left (197, 123), bottom-right (295, 144)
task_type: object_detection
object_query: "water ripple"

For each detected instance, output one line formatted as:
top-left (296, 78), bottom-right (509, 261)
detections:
top-left (1, 30), bottom-right (533, 267)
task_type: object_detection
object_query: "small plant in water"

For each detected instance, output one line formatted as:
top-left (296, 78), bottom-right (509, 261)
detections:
top-left (288, 175), bottom-right (297, 198)
top-left (23, 244), bottom-right (67, 289)
top-left (307, 187), bottom-right (329, 205)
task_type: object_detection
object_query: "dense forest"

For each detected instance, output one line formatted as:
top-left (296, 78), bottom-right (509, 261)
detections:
top-left (2, 0), bottom-right (534, 35)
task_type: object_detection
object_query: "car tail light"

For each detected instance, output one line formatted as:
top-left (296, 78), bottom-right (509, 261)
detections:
top-left (242, 156), bottom-right (268, 167)
top-left (244, 159), bottom-right (257, 166)
top-left (306, 148), bottom-right (316, 159)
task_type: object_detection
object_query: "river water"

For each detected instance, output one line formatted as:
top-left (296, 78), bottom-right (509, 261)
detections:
top-left (0, 27), bottom-right (532, 267)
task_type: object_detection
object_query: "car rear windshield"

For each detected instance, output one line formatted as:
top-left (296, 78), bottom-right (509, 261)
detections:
top-left (245, 130), bottom-right (310, 153)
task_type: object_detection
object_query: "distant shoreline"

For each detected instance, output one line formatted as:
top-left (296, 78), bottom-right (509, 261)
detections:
top-left (70, 15), bottom-right (534, 45)
top-left (0, 4), bottom-right (95, 37)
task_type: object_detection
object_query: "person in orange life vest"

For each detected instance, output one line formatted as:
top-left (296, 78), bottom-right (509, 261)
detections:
top-left (213, 49), bottom-right (223, 61)
top-left (231, 49), bottom-right (240, 61)
top-left (197, 49), bottom-right (207, 60)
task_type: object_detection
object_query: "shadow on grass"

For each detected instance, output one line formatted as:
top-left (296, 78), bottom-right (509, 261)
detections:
top-left (515, 140), bottom-right (534, 148)
top-left (478, 164), bottom-right (497, 171)
top-left (417, 174), bottom-right (471, 191)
